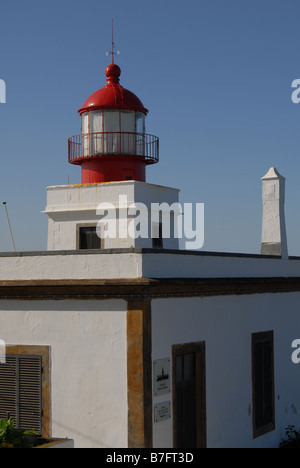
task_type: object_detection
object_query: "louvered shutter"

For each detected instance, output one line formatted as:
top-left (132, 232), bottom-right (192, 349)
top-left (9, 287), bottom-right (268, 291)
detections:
top-left (0, 355), bottom-right (42, 433)
top-left (18, 356), bottom-right (42, 432)
top-left (0, 356), bottom-right (17, 422)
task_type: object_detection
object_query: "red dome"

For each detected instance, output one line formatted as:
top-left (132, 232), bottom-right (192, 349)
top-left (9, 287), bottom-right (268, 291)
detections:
top-left (78, 63), bottom-right (148, 115)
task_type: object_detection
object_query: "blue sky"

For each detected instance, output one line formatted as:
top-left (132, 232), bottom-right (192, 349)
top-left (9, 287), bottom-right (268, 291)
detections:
top-left (1, 0), bottom-right (300, 254)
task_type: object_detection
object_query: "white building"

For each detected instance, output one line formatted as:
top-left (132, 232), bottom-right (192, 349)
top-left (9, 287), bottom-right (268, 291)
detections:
top-left (0, 58), bottom-right (299, 449)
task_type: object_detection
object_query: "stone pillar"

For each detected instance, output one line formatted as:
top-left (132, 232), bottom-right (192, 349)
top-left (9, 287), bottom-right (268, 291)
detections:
top-left (127, 299), bottom-right (152, 448)
top-left (261, 167), bottom-right (288, 258)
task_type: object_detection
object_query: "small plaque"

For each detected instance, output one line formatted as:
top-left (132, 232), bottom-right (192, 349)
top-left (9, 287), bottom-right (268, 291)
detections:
top-left (154, 401), bottom-right (171, 423)
top-left (153, 359), bottom-right (170, 396)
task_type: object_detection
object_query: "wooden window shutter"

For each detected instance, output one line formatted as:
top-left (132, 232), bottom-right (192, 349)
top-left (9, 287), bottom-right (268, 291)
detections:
top-left (0, 355), bottom-right (42, 433)
top-left (0, 356), bottom-right (17, 422)
top-left (18, 356), bottom-right (42, 432)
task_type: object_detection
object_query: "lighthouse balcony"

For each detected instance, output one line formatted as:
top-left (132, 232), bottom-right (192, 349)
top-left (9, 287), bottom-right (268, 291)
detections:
top-left (68, 132), bottom-right (159, 165)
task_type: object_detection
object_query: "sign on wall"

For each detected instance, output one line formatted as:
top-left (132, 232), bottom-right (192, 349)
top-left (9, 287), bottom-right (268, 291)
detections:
top-left (153, 358), bottom-right (170, 396)
top-left (154, 401), bottom-right (171, 423)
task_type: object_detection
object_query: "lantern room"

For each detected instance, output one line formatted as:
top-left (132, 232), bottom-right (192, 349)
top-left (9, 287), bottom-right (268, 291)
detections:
top-left (68, 63), bottom-right (159, 184)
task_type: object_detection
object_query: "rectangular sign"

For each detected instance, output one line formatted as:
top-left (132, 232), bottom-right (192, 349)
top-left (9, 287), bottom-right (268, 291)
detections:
top-left (154, 401), bottom-right (171, 423)
top-left (153, 358), bottom-right (170, 396)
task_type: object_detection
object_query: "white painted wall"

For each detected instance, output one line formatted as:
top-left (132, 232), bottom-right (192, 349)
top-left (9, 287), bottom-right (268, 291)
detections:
top-left (1, 251), bottom-right (300, 282)
top-left (44, 181), bottom-right (180, 250)
top-left (0, 252), bottom-right (143, 280)
top-left (152, 293), bottom-right (300, 448)
top-left (0, 299), bottom-right (128, 448)
top-left (141, 252), bottom-right (300, 279)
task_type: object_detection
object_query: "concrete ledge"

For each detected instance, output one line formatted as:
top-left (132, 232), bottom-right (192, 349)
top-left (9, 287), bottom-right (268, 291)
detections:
top-left (0, 247), bottom-right (290, 259)
top-left (35, 438), bottom-right (74, 449)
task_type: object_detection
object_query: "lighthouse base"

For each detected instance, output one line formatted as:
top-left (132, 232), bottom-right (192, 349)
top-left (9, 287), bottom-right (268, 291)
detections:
top-left (44, 180), bottom-right (180, 251)
top-left (80, 158), bottom-right (146, 184)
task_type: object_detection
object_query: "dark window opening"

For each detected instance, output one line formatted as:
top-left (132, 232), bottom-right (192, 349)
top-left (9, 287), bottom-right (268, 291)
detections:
top-left (252, 331), bottom-right (275, 438)
top-left (152, 222), bottom-right (163, 249)
top-left (79, 226), bottom-right (101, 250)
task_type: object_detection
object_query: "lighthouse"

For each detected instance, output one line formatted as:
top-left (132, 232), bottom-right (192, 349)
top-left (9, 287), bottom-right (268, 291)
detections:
top-left (44, 59), bottom-right (180, 251)
top-left (68, 62), bottom-right (159, 184)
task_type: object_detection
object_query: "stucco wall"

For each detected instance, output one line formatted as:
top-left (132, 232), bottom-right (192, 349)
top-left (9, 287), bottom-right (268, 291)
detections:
top-left (0, 299), bottom-right (128, 448)
top-left (0, 251), bottom-right (143, 280)
top-left (142, 251), bottom-right (300, 279)
top-left (2, 250), bottom-right (300, 282)
top-left (152, 293), bottom-right (300, 448)
top-left (44, 182), bottom-right (180, 250)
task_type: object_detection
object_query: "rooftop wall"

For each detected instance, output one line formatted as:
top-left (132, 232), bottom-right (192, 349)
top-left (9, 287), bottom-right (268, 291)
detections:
top-left (0, 249), bottom-right (300, 281)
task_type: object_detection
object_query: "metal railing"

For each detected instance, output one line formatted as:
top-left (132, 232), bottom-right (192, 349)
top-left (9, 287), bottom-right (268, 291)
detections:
top-left (68, 132), bottom-right (159, 165)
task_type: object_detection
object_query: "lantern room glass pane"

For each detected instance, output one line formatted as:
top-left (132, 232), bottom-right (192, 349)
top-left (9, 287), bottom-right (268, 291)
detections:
top-left (90, 111), bottom-right (103, 155)
top-left (120, 110), bottom-right (135, 132)
top-left (81, 112), bottom-right (89, 134)
top-left (103, 111), bottom-right (119, 154)
top-left (81, 113), bottom-right (89, 156)
top-left (136, 112), bottom-right (145, 134)
top-left (90, 111), bottom-right (102, 133)
top-left (121, 111), bottom-right (135, 154)
top-left (103, 110), bottom-right (119, 132)
top-left (136, 112), bottom-right (145, 156)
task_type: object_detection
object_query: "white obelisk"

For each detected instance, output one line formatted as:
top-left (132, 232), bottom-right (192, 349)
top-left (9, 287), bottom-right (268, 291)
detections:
top-left (261, 167), bottom-right (288, 258)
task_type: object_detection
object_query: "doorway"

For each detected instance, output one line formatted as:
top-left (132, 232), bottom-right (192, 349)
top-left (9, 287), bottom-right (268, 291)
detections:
top-left (172, 342), bottom-right (206, 448)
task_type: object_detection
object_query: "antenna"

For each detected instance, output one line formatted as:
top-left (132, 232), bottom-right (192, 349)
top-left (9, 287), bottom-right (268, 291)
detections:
top-left (106, 18), bottom-right (120, 63)
top-left (3, 202), bottom-right (17, 252)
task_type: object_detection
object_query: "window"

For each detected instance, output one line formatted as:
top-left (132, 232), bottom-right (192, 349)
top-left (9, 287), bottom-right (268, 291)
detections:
top-left (172, 342), bottom-right (206, 448)
top-left (152, 222), bottom-right (163, 249)
top-left (81, 110), bottom-right (146, 157)
top-left (121, 111), bottom-right (135, 133)
top-left (0, 355), bottom-right (42, 432)
top-left (252, 331), bottom-right (275, 438)
top-left (103, 110), bottom-right (119, 154)
top-left (81, 112), bottom-right (89, 156)
top-left (136, 112), bottom-right (145, 156)
top-left (121, 111), bottom-right (135, 154)
top-left (136, 112), bottom-right (145, 134)
top-left (81, 112), bottom-right (89, 135)
top-left (0, 346), bottom-right (50, 437)
top-left (78, 226), bottom-right (101, 250)
top-left (90, 111), bottom-right (103, 155)
top-left (0, 345), bottom-right (51, 437)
